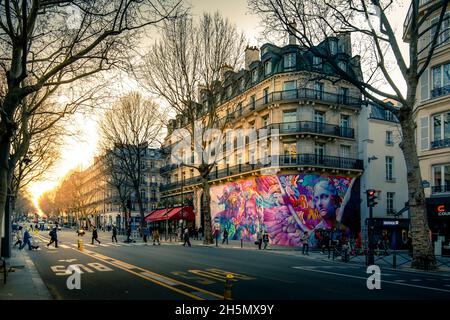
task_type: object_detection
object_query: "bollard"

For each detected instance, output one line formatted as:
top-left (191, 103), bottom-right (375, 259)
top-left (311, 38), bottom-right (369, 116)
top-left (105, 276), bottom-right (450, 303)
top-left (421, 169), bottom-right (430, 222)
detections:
top-left (223, 274), bottom-right (234, 300)
top-left (241, 239), bottom-right (243, 248)
top-left (78, 239), bottom-right (84, 251)
top-left (393, 251), bottom-right (397, 269)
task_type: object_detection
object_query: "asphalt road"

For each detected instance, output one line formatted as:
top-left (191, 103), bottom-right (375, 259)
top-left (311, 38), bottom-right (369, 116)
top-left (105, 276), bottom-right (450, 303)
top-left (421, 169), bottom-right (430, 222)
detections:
top-left (24, 229), bottom-right (450, 300)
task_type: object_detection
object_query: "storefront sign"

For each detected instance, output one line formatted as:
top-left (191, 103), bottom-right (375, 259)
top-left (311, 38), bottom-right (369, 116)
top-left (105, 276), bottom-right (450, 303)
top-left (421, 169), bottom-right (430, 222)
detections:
top-left (437, 205), bottom-right (450, 217)
top-left (383, 221), bottom-right (399, 226)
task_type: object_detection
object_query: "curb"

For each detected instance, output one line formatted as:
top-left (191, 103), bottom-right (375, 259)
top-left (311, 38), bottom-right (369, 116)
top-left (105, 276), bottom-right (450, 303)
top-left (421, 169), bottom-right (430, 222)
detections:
top-left (22, 250), bottom-right (53, 300)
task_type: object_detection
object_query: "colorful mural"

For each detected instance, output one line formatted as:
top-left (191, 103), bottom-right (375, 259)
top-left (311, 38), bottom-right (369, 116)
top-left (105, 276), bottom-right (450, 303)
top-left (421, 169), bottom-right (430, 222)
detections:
top-left (210, 174), bottom-right (360, 247)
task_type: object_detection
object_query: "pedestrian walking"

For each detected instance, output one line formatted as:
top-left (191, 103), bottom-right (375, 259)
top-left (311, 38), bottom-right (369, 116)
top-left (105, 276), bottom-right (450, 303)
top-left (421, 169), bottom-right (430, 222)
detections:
top-left (256, 229), bottom-right (263, 250)
top-left (47, 227), bottom-right (58, 248)
top-left (198, 226), bottom-right (203, 240)
top-left (91, 226), bottom-right (101, 244)
top-left (183, 227), bottom-right (191, 247)
top-left (20, 228), bottom-right (39, 250)
top-left (112, 225), bottom-right (118, 243)
top-left (143, 226), bottom-right (149, 244)
top-left (222, 228), bottom-right (229, 245)
top-left (321, 229), bottom-right (331, 256)
top-left (153, 229), bottom-right (161, 245)
top-left (262, 230), bottom-right (270, 249)
top-left (301, 231), bottom-right (310, 255)
top-left (126, 226), bottom-right (132, 243)
top-left (14, 226), bottom-right (23, 247)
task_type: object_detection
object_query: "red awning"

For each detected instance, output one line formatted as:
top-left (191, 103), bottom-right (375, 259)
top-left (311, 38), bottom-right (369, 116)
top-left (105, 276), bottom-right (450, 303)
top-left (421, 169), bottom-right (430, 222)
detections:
top-left (146, 206), bottom-right (194, 222)
top-left (145, 208), bottom-right (168, 222)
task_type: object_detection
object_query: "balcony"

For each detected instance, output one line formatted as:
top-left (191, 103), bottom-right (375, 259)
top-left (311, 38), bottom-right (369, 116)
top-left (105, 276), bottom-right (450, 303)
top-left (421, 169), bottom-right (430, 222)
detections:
top-left (215, 88), bottom-right (361, 128)
top-left (266, 121), bottom-right (354, 139)
top-left (160, 154), bottom-right (363, 192)
top-left (431, 85), bottom-right (450, 99)
top-left (403, 0), bottom-right (434, 40)
top-left (431, 138), bottom-right (450, 149)
top-left (432, 185), bottom-right (450, 194)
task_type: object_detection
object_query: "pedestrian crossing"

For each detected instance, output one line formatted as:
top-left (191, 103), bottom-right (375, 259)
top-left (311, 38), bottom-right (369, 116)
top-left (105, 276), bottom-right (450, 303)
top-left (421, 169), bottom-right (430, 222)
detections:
top-left (34, 238), bottom-right (154, 250)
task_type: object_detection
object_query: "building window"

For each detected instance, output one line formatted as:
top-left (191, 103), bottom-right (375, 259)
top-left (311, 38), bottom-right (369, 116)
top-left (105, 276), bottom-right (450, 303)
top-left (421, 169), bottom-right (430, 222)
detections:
top-left (430, 13), bottom-right (450, 47)
top-left (315, 143), bottom-right (325, 162)
top-left (313, 56), bottom-right (322, 70)
top-left (237, 102), bottom-right (243, 115)
top-left (385, 156), bottom-right (394, 181)
top-left (385, 110), bottom-right (395, 121)
top-left (240, 77), bottom-right (245, 91)
top-left (432, 111), bottom-right (450, 147)
top-left (338, 61), bottom-right (347, 73)
top-left (339, 87), bottom-right (349, 104)
top-left (252, 68), bottom-right (258, 83)
top-left (262, 115), bottom-right (269, 127)
top-left (250, 95), bottom-right (256, 110)
top-left (431, 62), bottom-right (450, 98)
top-left (329, 40), bottom-right (337, 55)
top-left (284, 53), bottom-right (296, 70)
top-left (227, 86), bottom-right (232, 98)
top-left (386, 192), bottom-right (395, 214)
top-left (283, 80), bottom-right (296, 99)
top-left (263, 87), bottom-right (269, 104)
top-left (315, 82), bottom-right (324, 100)
top-left (386, 131), bottom-right (393, 145)
top-left (340, 145), bottom-right (350, 159)
top-left (283, 110), bottom-right (297, 130)
top-left (264, 60), bottom-right (272, 76)
top-left (432, 164), bottom-right (450, 193)
top-left (283, 142), bottom-right (297, 164)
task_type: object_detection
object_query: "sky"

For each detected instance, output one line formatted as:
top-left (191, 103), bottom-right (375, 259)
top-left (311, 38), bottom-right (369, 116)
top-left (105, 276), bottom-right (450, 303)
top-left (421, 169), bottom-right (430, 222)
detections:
top-left (27, 0), bottom-right (410, 213)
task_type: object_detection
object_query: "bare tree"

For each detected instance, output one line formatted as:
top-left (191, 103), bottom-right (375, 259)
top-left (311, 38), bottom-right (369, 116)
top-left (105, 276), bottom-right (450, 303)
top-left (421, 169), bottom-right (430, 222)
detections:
top-left (247, 0), bottom-right (449, 269)
top-left (139, 12), bottom-right (246, 244)
top-left (0, 0), bottom-right (181, 255)
top-left (98, 92), bottom-right (164, 236)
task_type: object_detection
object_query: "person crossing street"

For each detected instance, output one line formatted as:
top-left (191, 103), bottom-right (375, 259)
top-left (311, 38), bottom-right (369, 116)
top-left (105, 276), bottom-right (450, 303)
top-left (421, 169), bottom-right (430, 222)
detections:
top-left (92, 226), bottom-right (101, 245)
top-left (112, 225), bottom-right (118, 243)
top-left (47, 227), bottom-right (58, 248)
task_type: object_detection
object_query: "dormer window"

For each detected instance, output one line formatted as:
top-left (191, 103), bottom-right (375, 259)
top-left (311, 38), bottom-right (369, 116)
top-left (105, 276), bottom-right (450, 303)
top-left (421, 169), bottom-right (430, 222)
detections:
top-left (240, 78), bottom-right (245, 91)
top-left (261, 46), bottom-right (269, 56)
top-left (252, 68), bottom-right (258, 83)
top-left (313, 56), bottom-right (322, 71)
top-left (227, 86), bottom-right (232, 98)
top-left (264, 60), bottom-right (272, 76)
top-left (284, 53), bottom-right (296, 70)
top-left (338, 61), bottom-right (347, 73)
top-left (329, 40), bottom-right (337, 55)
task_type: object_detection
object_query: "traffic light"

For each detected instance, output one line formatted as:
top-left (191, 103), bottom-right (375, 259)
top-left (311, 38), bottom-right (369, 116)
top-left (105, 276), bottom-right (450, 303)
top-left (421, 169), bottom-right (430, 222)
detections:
top-left (366, 189), bottom-right (378, 208)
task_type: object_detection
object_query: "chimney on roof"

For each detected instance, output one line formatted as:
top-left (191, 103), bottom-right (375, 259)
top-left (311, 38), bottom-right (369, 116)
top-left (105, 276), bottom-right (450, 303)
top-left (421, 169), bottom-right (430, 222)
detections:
top-left (244, 45), bottom-right (259, 70)
top-left (288, 21), bottom-right (297, 45)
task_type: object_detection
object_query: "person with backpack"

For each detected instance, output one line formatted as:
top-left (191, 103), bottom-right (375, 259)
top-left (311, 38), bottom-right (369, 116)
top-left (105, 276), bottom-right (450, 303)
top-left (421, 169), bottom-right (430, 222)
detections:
top-left (92, 226), bottom-right (101, 244)
top-left (47, 227), bottom-right (58, 248)
top-left (256, 229), bottom-right (263, 250)
top-left (112, 225), bottom-right (118, 243)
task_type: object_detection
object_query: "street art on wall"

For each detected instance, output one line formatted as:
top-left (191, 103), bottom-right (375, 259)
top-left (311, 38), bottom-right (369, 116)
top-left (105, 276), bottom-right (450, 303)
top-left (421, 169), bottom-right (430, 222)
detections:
top-left (210, 174), bottom-right (360, 247)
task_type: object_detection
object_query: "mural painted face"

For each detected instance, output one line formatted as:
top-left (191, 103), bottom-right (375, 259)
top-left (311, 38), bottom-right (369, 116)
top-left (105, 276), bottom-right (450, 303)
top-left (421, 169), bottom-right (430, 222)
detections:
top-left (313, 181), bottom-right (338, 221)
top-left (210, 174), bottom-right (359, 247)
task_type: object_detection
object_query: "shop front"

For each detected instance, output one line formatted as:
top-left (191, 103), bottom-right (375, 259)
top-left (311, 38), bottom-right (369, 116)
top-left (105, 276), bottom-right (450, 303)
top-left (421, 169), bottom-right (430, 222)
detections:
top-left (369, 218), bottom-right (410, 250)
top-left (426, 197), bottom-right (450, 256)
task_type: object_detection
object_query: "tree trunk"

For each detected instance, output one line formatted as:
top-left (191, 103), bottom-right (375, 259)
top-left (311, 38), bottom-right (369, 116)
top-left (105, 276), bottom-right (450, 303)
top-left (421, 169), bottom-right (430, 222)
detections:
top-left (201, 177), bottom-right (213, 245)
top-left (399, 109), bottom-right (436, 270)
top-left (0, 135), bottom-right (11, 256)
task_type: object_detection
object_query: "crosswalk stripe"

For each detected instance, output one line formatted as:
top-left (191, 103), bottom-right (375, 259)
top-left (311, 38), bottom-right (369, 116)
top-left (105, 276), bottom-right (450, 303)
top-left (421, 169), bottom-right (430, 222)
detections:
top-left (84, 244), bottom-right (97, 247)
top-left (98, 244), bottom-right (110, 247)
top-left (59, 244), bottom-right (70, 248)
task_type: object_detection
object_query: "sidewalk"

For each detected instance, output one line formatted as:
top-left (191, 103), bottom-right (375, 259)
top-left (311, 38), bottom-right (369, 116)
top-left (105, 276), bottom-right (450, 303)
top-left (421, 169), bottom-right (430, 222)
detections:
top-left (98, 231), bottom-right (450, 274)
top-left (0, 248), bottom-right (52, 300)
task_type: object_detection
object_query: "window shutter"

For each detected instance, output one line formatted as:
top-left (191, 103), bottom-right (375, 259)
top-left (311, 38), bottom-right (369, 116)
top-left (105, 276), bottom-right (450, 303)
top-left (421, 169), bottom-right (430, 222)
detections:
top-left (420, 68), bottom-right (429, 101)
top-left (420, 116), bottom-right (429, 150)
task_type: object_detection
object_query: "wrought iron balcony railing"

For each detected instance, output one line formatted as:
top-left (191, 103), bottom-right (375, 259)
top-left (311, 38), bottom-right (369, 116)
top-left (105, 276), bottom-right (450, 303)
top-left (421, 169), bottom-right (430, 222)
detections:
top-left (160, 154), bottom-right (363, 192)
top-left (431, 185), bottom-right (450, 194)
top-left (431, 138), bottom-right (450, 149)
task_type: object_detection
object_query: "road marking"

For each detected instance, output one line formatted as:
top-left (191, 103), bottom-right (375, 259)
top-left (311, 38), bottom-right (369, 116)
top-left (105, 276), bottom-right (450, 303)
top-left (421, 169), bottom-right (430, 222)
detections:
top-left (59, 244), bottom-right (70, 249)
top-left (411, 279), bottom-right (422, 282)
top-left (98, 244), bottom-right (110, 247)
top-left (292, 266), bottom-right (450, 293)
top-left (84, 244), bottom-right (97, 247)
top-left (71, 248), bottom-right (223, 300)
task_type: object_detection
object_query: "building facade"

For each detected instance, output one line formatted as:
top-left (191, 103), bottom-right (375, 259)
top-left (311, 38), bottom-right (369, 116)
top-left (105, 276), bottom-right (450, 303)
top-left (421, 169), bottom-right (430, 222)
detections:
top-left (404, 0), bottom-right (450, 254)
top-left (160, 34), bottom-right (365, 247)
top-left (79, 148), bottom-right (163, 231)
top-left (358, 102), bottom-right (409, 249)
